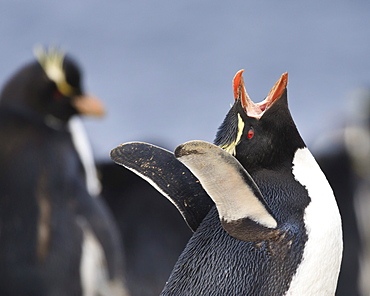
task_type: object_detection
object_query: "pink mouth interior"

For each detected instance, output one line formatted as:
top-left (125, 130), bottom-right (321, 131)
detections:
top-left (232, 70), bottom-right (288, 119)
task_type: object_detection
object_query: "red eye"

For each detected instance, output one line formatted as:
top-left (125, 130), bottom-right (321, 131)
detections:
top-left (247, 128), bottom-right (254, 139)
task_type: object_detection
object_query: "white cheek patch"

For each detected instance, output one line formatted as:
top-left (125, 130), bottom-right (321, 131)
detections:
top-left (287, 148), bottom-right (343, 295)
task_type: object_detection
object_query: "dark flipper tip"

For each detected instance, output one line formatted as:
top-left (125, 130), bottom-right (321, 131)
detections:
top-left (110, 142), bottom-right (214, 232)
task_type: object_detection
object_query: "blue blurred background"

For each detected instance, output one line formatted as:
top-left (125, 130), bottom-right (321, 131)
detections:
top-left (2, 1), bottom-right (370, 295)
top-left (1, 0), bottom-right (369, 159)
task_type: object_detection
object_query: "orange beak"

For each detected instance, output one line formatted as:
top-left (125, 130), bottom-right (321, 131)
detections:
top-left (232, 69), bottom-right (288, 119)
top-left (72, 94), bottom-right (105, 117)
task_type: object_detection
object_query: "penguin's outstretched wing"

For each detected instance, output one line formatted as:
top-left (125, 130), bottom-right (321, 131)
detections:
top-left (110, 142), bottom-right (214, 232)
top-left (175, 140), bottom-right (278, 241)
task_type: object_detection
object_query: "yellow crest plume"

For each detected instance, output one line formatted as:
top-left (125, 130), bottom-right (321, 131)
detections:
top-left (220, 113), bottom-right (245, 156)
top-left (34, 45), bottom-right (74, 96)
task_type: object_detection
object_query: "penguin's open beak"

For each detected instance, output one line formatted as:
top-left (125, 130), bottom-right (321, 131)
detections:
top-left (233, 69), bottom-right (288, 119)
top-left (72, 94), bottom-right (105, 117)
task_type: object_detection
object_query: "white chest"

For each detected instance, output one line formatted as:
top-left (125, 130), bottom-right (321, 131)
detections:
top-left (287, 148), bottom-right (343, 295)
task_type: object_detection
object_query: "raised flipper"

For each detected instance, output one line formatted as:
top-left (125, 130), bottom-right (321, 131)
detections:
top-left (175, 140), bottom-right (278, 241)
top-left (110, 142), bottom-right (214, 232)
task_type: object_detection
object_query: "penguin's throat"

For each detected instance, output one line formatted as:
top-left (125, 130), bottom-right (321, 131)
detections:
top-left (243, 99), bottom-right (271, 119)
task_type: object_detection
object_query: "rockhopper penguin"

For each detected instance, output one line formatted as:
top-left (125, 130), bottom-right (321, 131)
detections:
top-left (111, 70), bottom-right (343, 295)
top-left (0, 47), bottom-right (128, 296)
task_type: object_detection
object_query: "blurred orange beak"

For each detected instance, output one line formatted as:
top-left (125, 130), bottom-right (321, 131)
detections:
top-left (72, 94), bottom-right (105, 117)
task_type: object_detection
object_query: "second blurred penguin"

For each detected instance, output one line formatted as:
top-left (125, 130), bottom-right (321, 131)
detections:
top-left (0, 47), bottom-right (128, 296)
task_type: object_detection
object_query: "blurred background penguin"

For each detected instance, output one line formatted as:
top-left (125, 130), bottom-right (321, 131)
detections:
top-left (314, 87), bottom-right (370, 296)
top-left (0, 47), bottom-right (129, 296)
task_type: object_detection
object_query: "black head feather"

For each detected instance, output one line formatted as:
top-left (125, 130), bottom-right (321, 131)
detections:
top-left (214, 102), bottom-right (239, 148)
top-left (214, 89), bottom-right (305, 172)
top-left (0, 51), bottom-right (84, 123)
